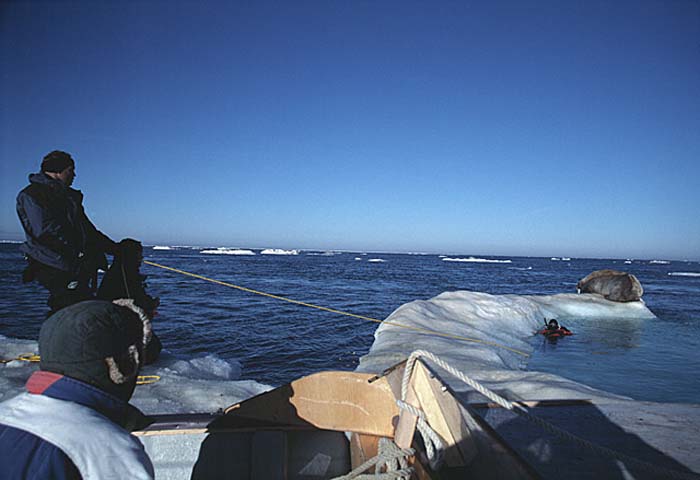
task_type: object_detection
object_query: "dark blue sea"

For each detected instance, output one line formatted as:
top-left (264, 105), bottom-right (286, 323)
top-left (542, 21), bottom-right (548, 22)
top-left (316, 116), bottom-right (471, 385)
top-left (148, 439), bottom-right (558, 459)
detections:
top-left (1, 243), bottom-right (699, 403)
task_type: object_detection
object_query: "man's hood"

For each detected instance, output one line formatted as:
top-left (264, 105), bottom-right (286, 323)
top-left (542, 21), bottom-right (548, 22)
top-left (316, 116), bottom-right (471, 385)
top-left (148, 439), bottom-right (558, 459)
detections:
top-left (28, 172), bottom-right (81, 196)
top-left (29, 172), bottom-right (61, 186)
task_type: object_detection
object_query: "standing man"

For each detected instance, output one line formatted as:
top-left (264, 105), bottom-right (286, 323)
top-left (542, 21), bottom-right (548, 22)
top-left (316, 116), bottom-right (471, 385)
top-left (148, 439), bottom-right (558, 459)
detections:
top-left (16, 150), bottom-right (119, 314)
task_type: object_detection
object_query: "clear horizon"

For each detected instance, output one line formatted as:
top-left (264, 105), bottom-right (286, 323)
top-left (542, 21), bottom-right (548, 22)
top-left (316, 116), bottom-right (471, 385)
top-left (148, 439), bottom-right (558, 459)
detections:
top-left (1, 237), bottom-right (696, 263)
top-left (2, 1), bottom-right (699, 262)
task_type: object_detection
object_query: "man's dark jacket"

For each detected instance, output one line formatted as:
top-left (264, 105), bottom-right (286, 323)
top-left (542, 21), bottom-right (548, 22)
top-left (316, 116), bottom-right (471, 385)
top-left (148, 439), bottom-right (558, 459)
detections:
top-left (16, 173), bottom-right (116, 274)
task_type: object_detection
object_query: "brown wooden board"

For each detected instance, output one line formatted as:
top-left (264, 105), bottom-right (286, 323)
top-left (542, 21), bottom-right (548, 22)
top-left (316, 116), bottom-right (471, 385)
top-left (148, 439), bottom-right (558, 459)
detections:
top-left (216, 371), bottom-right (399, 437)
top-left (349, 433), bottom-right (381, 471)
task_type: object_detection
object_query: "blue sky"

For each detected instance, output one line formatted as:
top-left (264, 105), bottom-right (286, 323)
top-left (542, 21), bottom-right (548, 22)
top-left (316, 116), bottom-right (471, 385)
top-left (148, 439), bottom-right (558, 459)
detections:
top-left (1, 1), bottom-right (699, 260)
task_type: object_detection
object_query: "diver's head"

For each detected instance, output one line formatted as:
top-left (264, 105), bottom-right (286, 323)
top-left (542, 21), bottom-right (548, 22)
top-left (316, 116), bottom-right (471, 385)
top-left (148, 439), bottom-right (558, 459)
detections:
top-left (548, 319), bottom-right (559, 329)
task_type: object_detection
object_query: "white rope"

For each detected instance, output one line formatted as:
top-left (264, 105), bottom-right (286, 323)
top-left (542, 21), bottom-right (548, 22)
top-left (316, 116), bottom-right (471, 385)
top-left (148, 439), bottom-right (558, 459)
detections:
top-left (398, 351), bottom-right (446, 470)
top-left (333, 437), bottom-right (415, 480)
top-left (394, 399), bottom-right (444, 470)
top-left (405, 350), bottom-right (700, 480)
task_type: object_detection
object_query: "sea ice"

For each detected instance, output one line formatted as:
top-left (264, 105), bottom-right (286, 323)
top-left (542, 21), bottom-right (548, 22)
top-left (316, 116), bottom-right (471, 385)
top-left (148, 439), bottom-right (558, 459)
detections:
top-left (443, 257), bottom-right (512, 263)
top-left (260, 249), bottom-right (299, 255)
top-left (0, 291), bottom-right (662, 414)
top-left (0, 336), bottom-right (271, 414)
top-left (357, 291), bottom-right (656, 402)
top-left (200, 247), bottom-right (256, 255)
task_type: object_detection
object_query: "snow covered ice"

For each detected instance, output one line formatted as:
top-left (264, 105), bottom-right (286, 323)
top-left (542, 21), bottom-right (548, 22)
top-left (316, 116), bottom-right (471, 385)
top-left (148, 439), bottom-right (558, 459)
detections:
top-left (200, 247), bottom-right (256, 255)
top-left (260, 248), bottom-right (299, 255)
top-left (443, 256), bottom-right (512, 263)
top-left (0, 335), bottom-right (271, 414)
top-left (357, 291), bottom-right (656, 403)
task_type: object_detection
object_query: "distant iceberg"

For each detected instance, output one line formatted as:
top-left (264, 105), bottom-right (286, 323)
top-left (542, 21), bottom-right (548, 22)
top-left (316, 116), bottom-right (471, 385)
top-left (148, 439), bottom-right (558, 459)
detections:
top-left (152, 246), bottom-right (173, 250)
top-left (260, 249), bottom-right (299, 255)
top-left (200, 247), bottom-right (255, 255)
top-left (368, 258), bottom-right (386, 263)
top-left (443, 257), bottom-right (512, 264)
top-left (650, 260), bottom-right (670, 264)
top-left (668, 272), bottom-right (700, 277)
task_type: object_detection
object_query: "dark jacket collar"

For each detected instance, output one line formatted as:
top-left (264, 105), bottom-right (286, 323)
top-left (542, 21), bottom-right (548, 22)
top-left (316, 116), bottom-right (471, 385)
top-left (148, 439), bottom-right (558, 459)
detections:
top-left (28, 172), bottom-right (82, 198)
top-left (29, 172), bottom-right (64, 188)
top-left (26, 371), bottom-right (150, 430)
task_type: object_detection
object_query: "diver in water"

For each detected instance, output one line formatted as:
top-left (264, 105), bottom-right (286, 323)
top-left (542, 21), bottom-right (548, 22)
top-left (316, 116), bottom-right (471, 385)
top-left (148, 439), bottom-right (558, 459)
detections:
top-left (539, 318), bottom-right (573, 338)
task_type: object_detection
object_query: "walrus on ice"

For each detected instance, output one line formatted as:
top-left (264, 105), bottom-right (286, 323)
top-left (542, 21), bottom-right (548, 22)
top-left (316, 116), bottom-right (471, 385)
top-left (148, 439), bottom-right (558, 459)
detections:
top-left (576, 269), bottom-right (643, 302)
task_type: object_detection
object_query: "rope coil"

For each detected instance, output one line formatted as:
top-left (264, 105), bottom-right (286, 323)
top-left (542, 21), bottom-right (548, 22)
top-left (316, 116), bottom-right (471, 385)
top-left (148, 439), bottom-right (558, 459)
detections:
top-left (333, 437), bottom-right (415, 480)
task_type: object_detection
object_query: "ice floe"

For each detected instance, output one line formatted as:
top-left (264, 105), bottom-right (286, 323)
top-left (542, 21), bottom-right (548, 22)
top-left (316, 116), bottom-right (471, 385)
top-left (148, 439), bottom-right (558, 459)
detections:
top-left (200, 247), bottom-right (256, 255)
top-left (443, 257), bottom-right (512, 264)
top-left (260, 249), bottom-right (299, 255)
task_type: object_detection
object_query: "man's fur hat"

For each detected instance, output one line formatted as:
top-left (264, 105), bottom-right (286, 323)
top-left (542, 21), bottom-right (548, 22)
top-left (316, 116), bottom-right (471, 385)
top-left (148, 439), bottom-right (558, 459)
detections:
top-left (39, 300), bottom-right (151, 401)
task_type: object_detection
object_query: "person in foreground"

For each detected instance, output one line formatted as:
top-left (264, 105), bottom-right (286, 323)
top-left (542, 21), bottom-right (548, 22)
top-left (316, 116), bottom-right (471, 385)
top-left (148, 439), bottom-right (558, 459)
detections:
top-left (16, 150), bottom-right (119, 314)
top-left (0, 300), bottom-right (155, 480)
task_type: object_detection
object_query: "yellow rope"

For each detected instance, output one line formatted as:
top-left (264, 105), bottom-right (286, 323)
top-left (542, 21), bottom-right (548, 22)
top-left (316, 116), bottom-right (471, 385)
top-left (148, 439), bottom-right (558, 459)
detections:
top-left (1, 353), bottom-right (160, 386)
top-left (17, 353), bottom-right (41, 362)
top-left (136, 375), bottom-right (161, 385)
top-left (144, 260), bottom-right (530, 357)
top-left (1, 353), bottom-right (41, 364)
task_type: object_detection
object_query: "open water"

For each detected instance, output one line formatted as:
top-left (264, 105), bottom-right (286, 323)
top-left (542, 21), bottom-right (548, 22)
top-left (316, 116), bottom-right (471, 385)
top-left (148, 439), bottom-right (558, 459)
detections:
top-left (1, 243), bottom-right (699, 404)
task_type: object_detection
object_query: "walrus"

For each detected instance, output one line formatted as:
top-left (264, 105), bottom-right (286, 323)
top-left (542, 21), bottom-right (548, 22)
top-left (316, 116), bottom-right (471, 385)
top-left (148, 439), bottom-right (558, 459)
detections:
top-left (576, 269), bottom-right (643, 302)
